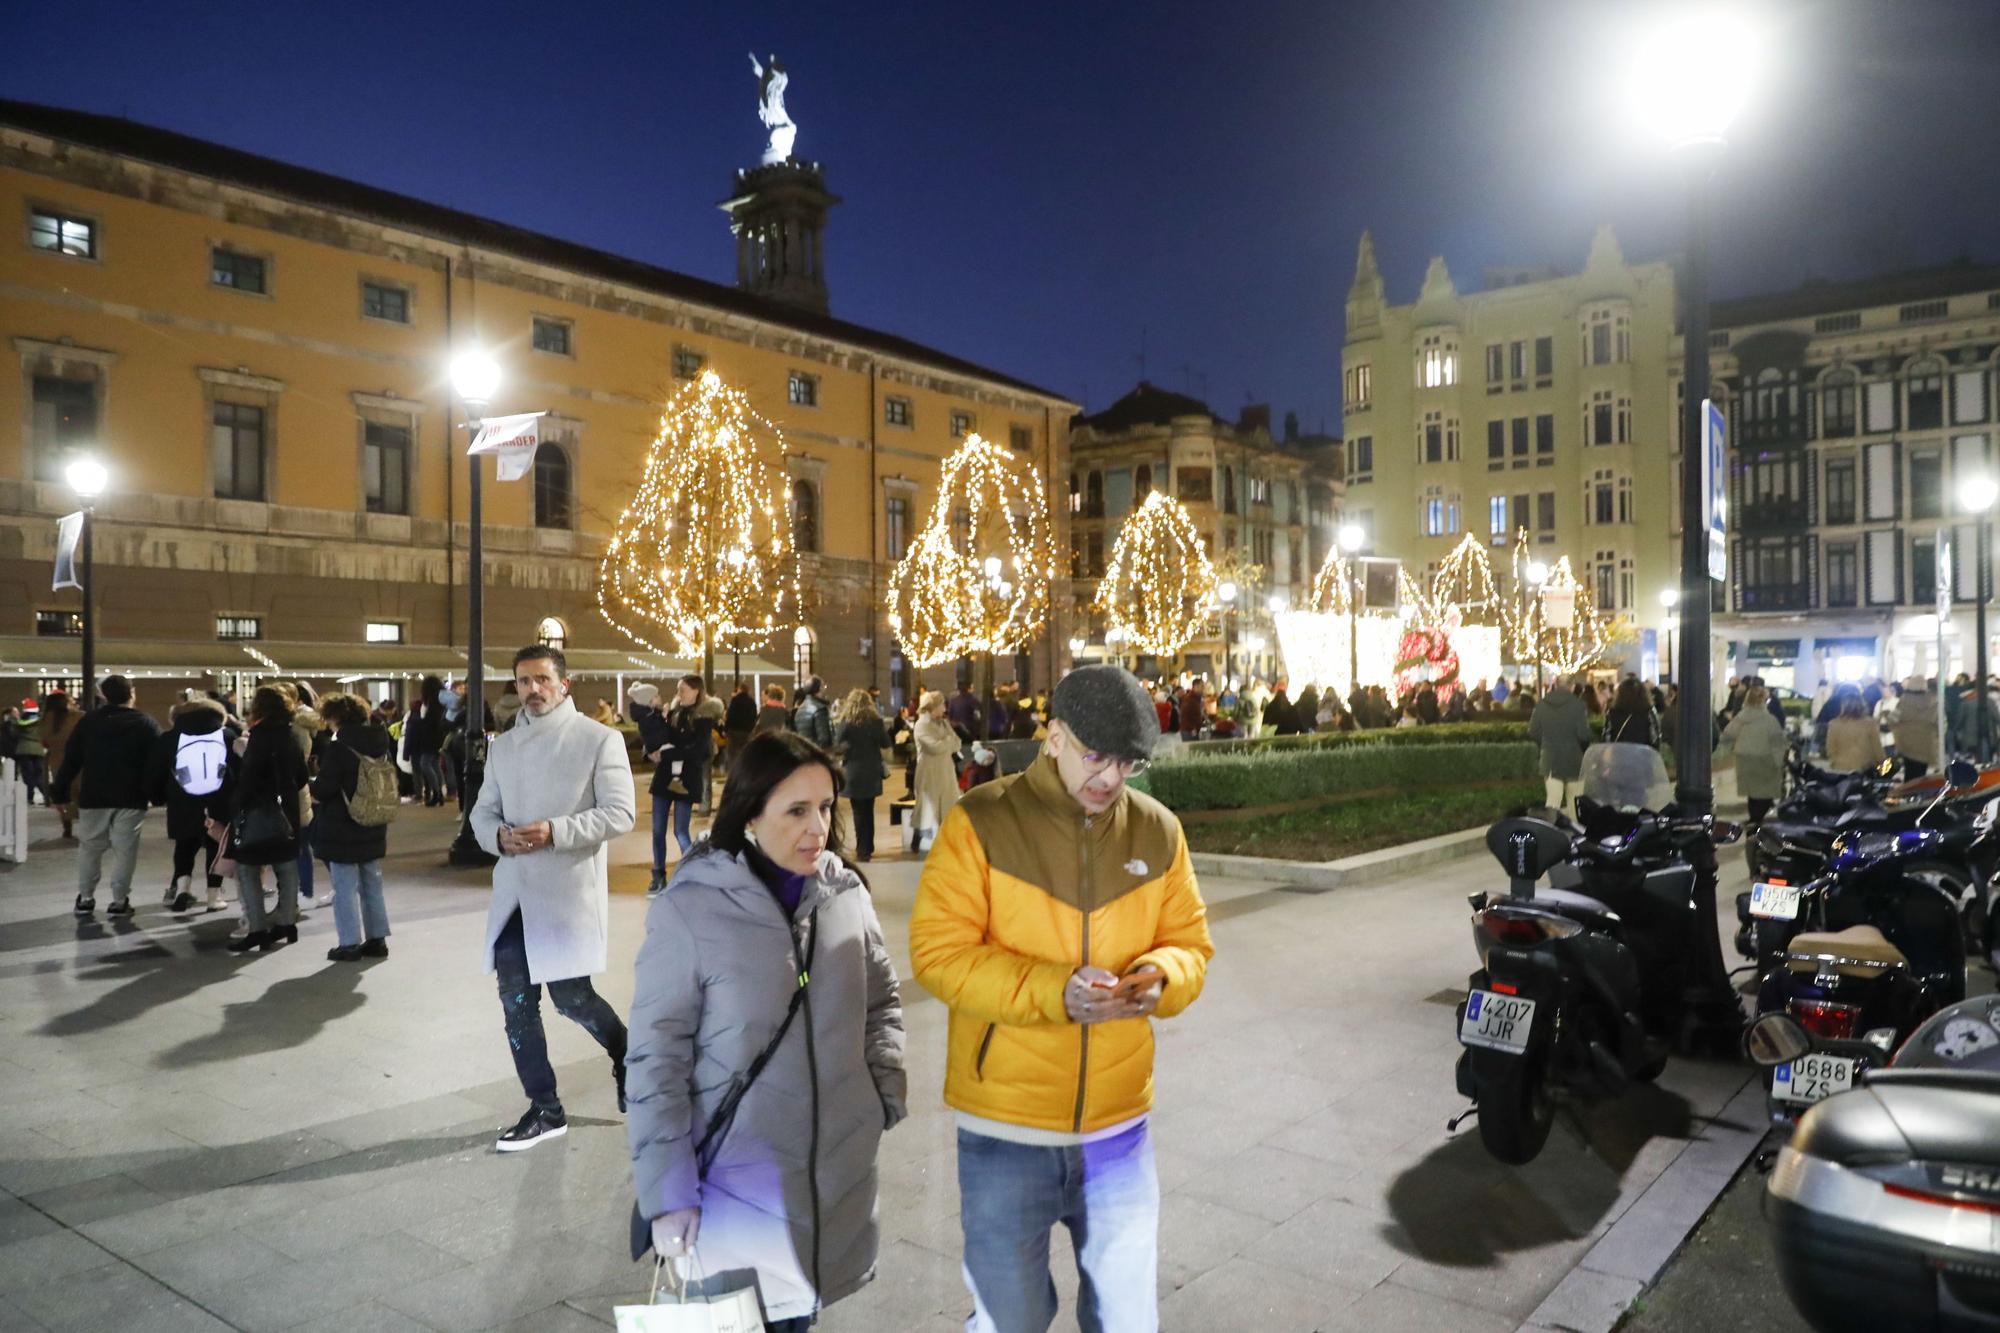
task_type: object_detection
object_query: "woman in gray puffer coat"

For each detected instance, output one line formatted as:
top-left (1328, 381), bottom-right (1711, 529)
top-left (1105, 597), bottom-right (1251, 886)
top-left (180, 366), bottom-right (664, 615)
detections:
top-left (625, 730), bottom-right (906, 1331)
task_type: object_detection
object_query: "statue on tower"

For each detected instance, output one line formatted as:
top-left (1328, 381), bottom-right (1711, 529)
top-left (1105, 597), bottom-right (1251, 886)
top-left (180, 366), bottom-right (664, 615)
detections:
top-left (749, 53), bottom-right (797, 164)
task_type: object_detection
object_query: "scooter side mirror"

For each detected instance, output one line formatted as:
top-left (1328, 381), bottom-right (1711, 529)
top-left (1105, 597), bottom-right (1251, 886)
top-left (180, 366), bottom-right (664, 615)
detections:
top-left (1745, 1012), bottom-right (1813, 1068)
top-left (1947, 760), bottom-right (1980, 790)
top-left (1709, 820), bottom-right (1742, 846)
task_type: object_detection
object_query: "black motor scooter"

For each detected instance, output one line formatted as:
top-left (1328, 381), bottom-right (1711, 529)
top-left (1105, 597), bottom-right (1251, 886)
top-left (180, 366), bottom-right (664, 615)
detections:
top-left (1454, 797), bottom-right (1739, 1164)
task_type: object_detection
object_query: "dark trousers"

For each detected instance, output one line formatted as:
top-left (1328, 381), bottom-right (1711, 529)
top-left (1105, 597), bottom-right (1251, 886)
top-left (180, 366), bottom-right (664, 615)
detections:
top-left (171, 831), bottom-right (223, 887)
top-left (493, 910), bottom-right (627, 1113)
top-left (850, 797), bottom-right (875, 860)
top-left (1747, 797), bottom-right (1774, 825)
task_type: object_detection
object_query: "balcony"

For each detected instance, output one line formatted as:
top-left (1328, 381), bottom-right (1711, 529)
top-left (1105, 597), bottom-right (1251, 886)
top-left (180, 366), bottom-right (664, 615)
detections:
top-left (1739, 415), bottom-right (1810, 449)
top-left (1737, 498), bottom-right (1811, 529)
top-left (1738, 582), bottom-right (1812, 612)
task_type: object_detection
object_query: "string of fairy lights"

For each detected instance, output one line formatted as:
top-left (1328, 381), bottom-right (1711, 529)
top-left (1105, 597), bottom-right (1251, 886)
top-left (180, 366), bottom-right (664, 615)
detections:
top-left (1096, 491), bottom-right (1219, 656)
top-left (885, 432), bottom-right (1055, 668)
top-left (596, 370), bottom-right (799, 661)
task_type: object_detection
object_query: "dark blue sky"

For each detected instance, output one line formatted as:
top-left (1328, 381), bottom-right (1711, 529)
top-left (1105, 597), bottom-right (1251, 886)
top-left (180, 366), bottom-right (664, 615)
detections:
top-left (14, 1), bottom-right (2000, 428)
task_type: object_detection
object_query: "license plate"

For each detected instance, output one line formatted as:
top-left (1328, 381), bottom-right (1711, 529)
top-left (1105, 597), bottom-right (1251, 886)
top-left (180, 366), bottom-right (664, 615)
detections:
top-left (1460, 989), bottom-right (1537, 1054)
top-left (1750, 882), bottom-right (1803, 920)
top-left (1774, 1053), bottom-right (1857, 1105)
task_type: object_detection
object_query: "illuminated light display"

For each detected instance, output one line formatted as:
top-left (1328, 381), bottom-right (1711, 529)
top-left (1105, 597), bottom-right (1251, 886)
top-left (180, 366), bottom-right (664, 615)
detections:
top-left (1097, 491), bottom-right (1219, 657)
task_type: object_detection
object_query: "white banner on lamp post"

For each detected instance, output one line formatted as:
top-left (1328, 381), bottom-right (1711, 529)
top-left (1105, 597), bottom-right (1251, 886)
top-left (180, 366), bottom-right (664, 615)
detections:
top-left (51, 511), bottom-right (84, 591)
top-left (467, 411), bottom-right (546, 482)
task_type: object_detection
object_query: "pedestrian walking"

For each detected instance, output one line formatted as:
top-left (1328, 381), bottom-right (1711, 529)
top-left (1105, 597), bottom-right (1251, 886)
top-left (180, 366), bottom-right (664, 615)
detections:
top-left (52, 675), bottom-right (160, 918)
top-left (226, 685), bottom-right (309, 952)
top-left (793, 675), bottom-right (833, 749)
top-left (404, 676), bottom-right (448, 807)
top-left (723, 679), bottom-right (758, 769)
top-left (1890, 676), bottom-right (1940, 780)
top-left (947, 682), bottom-right (983, 744)
top-left (1716, 685), bottom-right (1788, 824)
top-left (37, 691), bottom-right (78, 839)
top-left (145, 693), bottom-right (236, 912)
top-left (1262, 681), bottom-right (1299, 736)
top-left (625, 730), bottom-right (906, 1331)
top-left (909, 663), bottom-right (1214, 1333)
top-left (1826, 694), bottom-right (1888, 773)
top-left (755, 682), bottom-right (791, 733)
top-left (1604, 677), bottom-right (1661, 747)
top-left (911, 690), bottom-right (962, 855)
top-left (310, 692), bottom-right (398, 961)
top-left (1528, 672), bottom-right (1593, 814)
top-left (833, 687), bottom-right (887, 862)
top-left (4, 699), bottom-right (43, 803)
top-left (631, 676), bottom-right (717, 896)
top-left (275, 681), bottom-right (329, 910)
top-left (471, 645), bottom-right (636, 1150)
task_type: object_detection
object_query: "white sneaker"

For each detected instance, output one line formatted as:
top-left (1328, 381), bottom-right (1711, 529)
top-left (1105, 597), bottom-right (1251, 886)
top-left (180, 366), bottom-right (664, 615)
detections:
top-left (206, 884), bottom-right (227, 912)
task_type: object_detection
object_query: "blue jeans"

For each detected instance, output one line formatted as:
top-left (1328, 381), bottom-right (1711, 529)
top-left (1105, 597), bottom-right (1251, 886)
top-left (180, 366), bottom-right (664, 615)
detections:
top-left (295, 826), bottom-right (316, 900)
top-left (492, 910), bottom-right (626, 1113)
top-left (415, 752), bottom-right (444, 804)
top-left (650, 794), bottom-right (693, 871)
top-left (327, 860), bottom-right (389, 948)
top-left (237, 859), bottom-right (299, 932)
top-left (956, 1121), bottom-right (1159, 1333)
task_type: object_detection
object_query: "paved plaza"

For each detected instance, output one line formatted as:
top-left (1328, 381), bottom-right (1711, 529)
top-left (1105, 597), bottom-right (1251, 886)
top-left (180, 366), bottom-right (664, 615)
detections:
top-left (0, 799), bottom-right (1759, 1332)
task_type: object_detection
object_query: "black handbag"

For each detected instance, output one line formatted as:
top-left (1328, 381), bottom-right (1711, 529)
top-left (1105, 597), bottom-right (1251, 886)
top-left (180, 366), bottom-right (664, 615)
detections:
top-left (231, 798), bottom-right (294, 856)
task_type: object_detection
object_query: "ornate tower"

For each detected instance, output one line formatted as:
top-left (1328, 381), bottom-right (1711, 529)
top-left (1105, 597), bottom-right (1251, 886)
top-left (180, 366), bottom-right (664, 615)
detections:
top-left (719, 162), bottom-right (839, 315)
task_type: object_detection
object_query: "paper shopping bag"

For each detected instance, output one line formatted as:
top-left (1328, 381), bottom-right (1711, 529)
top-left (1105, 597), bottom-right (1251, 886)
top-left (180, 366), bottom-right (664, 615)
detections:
top-left (613, 1256), bottom-right (765, 1333)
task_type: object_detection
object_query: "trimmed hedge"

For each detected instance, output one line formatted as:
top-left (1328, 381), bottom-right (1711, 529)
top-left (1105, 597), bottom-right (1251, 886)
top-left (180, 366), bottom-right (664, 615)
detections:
top-left (1134, 738), bottom-right (1539, 812)
top-left (1185, 720), bottom-right (1529, 755)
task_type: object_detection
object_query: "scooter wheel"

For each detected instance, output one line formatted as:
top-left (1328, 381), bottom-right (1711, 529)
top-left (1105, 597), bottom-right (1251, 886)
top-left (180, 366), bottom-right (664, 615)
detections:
top-left (1477, 1053), bottom-right (1555, 1165)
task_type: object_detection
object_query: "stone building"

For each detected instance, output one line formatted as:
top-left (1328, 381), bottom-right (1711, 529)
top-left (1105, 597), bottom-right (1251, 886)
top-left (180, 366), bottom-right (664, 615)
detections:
top-left (1066, 382), bottom-right (1342, 684)
top-left (1340, 227), bottom-right (1681, 676)
top-left (1703, 260), bottom-right (2000, 692)
top-left (1, 98), bottom-right (1075, 716)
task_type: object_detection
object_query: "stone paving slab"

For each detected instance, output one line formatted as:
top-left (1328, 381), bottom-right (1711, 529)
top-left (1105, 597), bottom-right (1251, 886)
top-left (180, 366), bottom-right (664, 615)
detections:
top-left (0, 796), bottom-right (1762, 1330)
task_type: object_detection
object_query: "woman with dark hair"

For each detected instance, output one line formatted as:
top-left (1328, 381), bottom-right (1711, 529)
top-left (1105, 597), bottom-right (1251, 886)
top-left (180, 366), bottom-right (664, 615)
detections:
top-left (833, 688), bottom-right (887, 862)
top-left (405, 675), bottom-right (447, 807)
top-left (625, 730), bottom-right (906, 1332)
top-left (1604, 677), bottom-right (1661, 747)
top-left (311, 691), bottom-right (395, 961)
top-left (38, 691), bottom-right (77, 839)
top-left (228, 685), bottom-right (308, 953)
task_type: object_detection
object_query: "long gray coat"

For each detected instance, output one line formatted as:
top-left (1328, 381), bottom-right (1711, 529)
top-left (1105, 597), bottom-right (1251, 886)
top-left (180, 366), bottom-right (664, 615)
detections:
top-left (471, 696), bottom-right (636, 983)
top-left (1717, 703), bottom-right (1788, 801)
top-left (1528, 689), bottom-right (1593, 781)
top-left (626, 845), bottom-right (906, 1324)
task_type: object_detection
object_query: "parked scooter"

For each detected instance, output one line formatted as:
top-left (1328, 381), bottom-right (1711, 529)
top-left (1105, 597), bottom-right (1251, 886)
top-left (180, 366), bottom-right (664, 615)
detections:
top-left (1454, 744), bottom-right (1740, 1164)
top-left (1749, 995), bottom-right (2000, 1331)
top-left (1748, 761), bottom-right (1978, 1125)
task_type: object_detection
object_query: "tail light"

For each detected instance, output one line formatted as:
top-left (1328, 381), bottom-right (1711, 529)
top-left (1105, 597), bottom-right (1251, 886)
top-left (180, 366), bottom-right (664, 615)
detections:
top-left (1476, 906), bottom-right (1583, 948)
top-left (1788, 998), bottom-right (1860, 1041)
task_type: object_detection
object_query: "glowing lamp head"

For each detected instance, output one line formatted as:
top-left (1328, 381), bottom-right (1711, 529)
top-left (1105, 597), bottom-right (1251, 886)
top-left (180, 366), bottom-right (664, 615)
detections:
top-left (984, 556), bottom-right (1002, 579)
top-left (699, 369), bottom-right (722, 391)
top-left (449, 349), bottom-right (501, 407)
top-left (64, 456), bottom-right (108, 499)
top-left (1525, 560), bottom-right (1549, 587)
top-left (1659, 587), bottom-right (1680, 609)
top-left (1962, 475), bottom-right (2000, 515)
top-left (1218, 580), bottom-right (1238, 604)
top-left (1338, 523), bottom-right (1365, 553)
top-left (1268, 594), bottom-right (1287, 614)
top-left (1067, 636), bottom-right (1087, 655)
top-left (1629, 6), bottom-right (1762, 149)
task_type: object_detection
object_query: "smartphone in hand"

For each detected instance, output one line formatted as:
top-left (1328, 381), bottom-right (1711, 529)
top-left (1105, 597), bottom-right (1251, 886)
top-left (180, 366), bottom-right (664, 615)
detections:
top-left (1109, 969), bottom-right (1162, 1001)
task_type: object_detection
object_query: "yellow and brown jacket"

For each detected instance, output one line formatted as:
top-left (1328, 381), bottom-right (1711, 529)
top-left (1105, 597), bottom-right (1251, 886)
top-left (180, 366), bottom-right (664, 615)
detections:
top-left (909, 753), bottom-right (1214, 1134)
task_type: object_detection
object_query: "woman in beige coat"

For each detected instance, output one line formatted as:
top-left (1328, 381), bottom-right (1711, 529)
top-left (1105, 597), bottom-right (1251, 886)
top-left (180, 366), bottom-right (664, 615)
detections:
top-left (1825, 694), bottom-right (1888, 773)
top-left (910, 689), bottom-right (962, 855)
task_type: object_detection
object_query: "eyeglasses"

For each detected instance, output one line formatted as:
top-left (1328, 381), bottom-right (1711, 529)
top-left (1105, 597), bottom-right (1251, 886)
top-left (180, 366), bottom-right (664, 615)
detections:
top-left (1080, 750), bottom-right (1150, 778)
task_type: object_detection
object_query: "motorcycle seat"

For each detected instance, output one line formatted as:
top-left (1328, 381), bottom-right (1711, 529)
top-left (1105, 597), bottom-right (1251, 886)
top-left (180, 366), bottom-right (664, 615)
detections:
top-left (1786, 924), bottom-right (1908, 975)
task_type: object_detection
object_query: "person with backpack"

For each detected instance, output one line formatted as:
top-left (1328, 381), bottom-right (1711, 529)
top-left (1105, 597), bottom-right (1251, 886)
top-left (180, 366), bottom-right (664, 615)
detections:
top-left (310, 692), bottom-right (397, 962)
top-left (146, 694), bottom-right (238, 913)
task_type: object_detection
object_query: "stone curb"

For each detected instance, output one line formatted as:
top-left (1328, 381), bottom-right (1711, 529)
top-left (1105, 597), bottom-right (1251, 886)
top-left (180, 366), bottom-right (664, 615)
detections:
top-left (1189, 825), bottom-right (1488, 890)
top-left (1517, 1072), bottom-right (1771, 1333)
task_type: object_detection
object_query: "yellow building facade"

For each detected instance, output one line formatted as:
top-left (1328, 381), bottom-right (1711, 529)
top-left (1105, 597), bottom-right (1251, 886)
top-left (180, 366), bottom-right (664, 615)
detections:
top-left (1, 100), bottom-right (1076, 713)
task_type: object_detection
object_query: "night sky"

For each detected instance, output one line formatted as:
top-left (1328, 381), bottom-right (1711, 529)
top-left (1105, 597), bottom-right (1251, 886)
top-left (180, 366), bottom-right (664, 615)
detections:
top-left (12, 1), bottom-right (2000, 427)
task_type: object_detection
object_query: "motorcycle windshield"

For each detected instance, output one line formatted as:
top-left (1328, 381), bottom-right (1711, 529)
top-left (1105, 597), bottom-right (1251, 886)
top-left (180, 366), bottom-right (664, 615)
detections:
top-left (1580, 742), bottom-right (1673, 813)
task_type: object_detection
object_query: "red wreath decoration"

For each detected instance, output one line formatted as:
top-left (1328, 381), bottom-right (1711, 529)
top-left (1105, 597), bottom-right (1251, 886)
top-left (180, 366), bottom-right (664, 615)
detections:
top-left (1393, 626), bottom-right (1461, 705)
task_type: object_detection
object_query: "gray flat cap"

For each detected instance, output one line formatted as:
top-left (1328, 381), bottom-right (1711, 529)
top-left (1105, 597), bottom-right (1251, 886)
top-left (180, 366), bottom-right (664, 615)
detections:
top-left (1050, 664), bottom-right (1159, 760)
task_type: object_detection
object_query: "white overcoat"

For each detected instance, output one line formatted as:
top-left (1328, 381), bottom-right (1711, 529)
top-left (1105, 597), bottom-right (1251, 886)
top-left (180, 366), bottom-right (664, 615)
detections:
top-left (472, 695), bottom-right (636, 983)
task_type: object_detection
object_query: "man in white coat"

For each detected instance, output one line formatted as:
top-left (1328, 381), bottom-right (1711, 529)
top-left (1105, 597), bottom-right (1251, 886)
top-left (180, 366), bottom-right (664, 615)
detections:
top-left (473, 644), bottom-right (638, 1151)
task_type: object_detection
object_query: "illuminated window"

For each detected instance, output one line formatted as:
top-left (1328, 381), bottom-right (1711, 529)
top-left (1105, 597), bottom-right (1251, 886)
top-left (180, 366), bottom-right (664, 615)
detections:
top-left (792, 625), bottom-right (817, 687)
top-left (29, 208), bottom-right (95, 259)
top-left (365, 622), bottom-right (404, 643)
top-left (788, 371), bottom-right (818, 407)
top-left (216, 615), bottom-right (262, 641)
top-left (792, 478), bottom-right (820, 553)
top-left (35, 610), bottom-right (81, 637)
top-left (1417, 335), bottom-right (1457, 388)
top-left (536, 616), bottom-right (567, 651)
top-left (1345, 363), bottom-right (1372, 409)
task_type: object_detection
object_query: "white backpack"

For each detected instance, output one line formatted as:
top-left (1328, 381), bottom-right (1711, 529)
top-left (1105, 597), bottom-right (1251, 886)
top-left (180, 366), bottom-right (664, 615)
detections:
top-left (174, 731), bottom-right (227, 797)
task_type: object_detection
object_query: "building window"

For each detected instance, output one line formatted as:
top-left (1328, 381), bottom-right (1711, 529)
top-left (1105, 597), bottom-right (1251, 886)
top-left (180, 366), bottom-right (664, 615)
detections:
top-left (1815, 312), bottom-right (1860, 334)
top-left (360, 281), bottom-right (409, 323)
top-left (1345, 363), bottom-right (1372, 409)
top-left (29, 208), bottom-right (96, 259)
top-left (672, 346), bottom-right (705, 379)
top-left (1009, 424), bottom-right (1033, 452)
top-left (1509, 340), bottom-right (1528, 387)
top-left (1417, 335), bottom-right (1457, 388)
top-left (1910, 450), bottom-right (1943, 519)
top-left (1536, 491), bottom-right (1556, 533)
top-left (1420, 487), bottom-right (1458, 538)
top-left (884, 395), bottom-right (912, 427)
top-left (211, 402), bottom-right (267, 501)
top-left (1909, 366), bottom-right (1944, 431)
top-left (886, 494), bottom-right (910, 560)
top-left (1511, 493), bottom-right (1530, 535)
top-left (363, 421), bottom-right (410, 516)
top-left (210, 248), bottom-right (267, 294)
top-left (790, 478), bottom-right (820, 553)
top-left (1487, 419), bottom-right (1504, 462)
top-left (1596, 554), bottom-right (1617, 610)
top-left (1136, 463), bottom-right (1154, 494)
top-left (1511, 416), bottom-right (1529, 460)
top-left (1087, 531), bottom-right (1104, 576)
top-left (788, 371), bottom-right (818, 407)
top-left (1533, 335), bottom-right (1554, 386)
top-left (216, 615), bottom-right (262, 641)
top-left (1348, 437), bottom-right (1373, 482)
top-left (950, 409), bottom-right (974, 438)
top-left (1488, 496), bottom-right (1508, 540)
top-left (1084, 470), bottom-right (1105, 517)
top-left (1582, 308), bottom-right (1630, 366)
top-left (1588, 390), bottom-right (1615, 446)
top-left (1588, 470), bottom-right (1615, 525)
top-left (536, 616), bottom-right (567, 651)
top-left (1177, 467), bottom-right (1212, 503)
top-left (1822, 370), bottom-right (1857, 437)
top-left (1913, 537), bottom-right (1937, 605)
top-left (31, 375), bottom-right (98, 484)
top-left (952, 505), bottom-right (972, 554)
top-left (533, 443), bottom-right (572, 528)
top-left (1953, 370), bottom-right (1989, 424)
top-left (35, 610), bottom-right (82, 637)
top-left (1485, 343), bottom-right (1504, 390)
top-left (1899, 300), bottom-right (1949, 324)
top-left (1824, 457), bottom-right (1857, 524)
top-left (792, 626), bottom-right (817, 688)
top-left (1826, 543), bottom-right (1858, 607)
top-left (531, 317), bottom-right (572, 356)
top-left (365, 622), bottom-right (405, 643)
top-left (1535, 413), bottom-right (1555, 457)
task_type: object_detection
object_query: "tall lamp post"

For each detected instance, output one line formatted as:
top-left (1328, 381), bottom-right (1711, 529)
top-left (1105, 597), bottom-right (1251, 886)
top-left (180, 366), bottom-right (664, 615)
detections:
top-left (1960, 474), bottom-right (1997, 762)
top-left (1659, 587), bottom-right (1680, 685)
top-left (448, 349), bottom-right (501, 868)
top-left (1339, 523), bottom-right (1365, 701)
top-left (1524, 559), bottom-right (1549, 697)
top-left (65, 456), bottom-right (108, 708)
top-left (1217, 580), bottom-right (1238, 691)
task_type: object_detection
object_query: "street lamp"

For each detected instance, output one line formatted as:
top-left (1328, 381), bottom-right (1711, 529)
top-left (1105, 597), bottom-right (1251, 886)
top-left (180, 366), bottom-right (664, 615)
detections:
top-left (1217, 580), bottom-right (1238, 691)
top-left (1338, 523), bottom-right (1366, 701)
top-left (1659, 587), bottom-right (1680, 685)
top-left (448, 347), bottom-right (502, 868)
top-left (1960, 474), bottom-right (1998, 761)
top-left (1524, 560), bottom-right (1550, 698)
top-left (64, 456), bottom-right (108, 708)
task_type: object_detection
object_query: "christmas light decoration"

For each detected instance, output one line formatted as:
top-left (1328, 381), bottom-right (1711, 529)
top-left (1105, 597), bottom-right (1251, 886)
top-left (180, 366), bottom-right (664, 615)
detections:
top-left (596, 369), bottom-right (798, 665)
top-left (885, 432), bottom-right (1055, 668)
top-left (1504, 529), bottom-right (1612, 674)
top-left (1098, 491), bottom-right (1219, 656)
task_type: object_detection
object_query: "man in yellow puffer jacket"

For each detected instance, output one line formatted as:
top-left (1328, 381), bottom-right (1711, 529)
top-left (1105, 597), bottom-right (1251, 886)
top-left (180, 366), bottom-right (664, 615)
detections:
top-left (911, 663), bottom-right (1213, 1333)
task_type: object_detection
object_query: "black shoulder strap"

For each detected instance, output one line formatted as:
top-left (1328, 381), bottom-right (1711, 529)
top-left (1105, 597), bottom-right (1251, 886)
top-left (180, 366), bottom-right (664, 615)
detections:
top-left (692, 906), bottom-right (819, 1174)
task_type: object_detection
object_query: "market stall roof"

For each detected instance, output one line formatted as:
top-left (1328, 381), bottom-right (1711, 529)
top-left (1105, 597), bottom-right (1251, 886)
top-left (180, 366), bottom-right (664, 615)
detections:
top-left (0, 638), bottom-right (789, 681)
